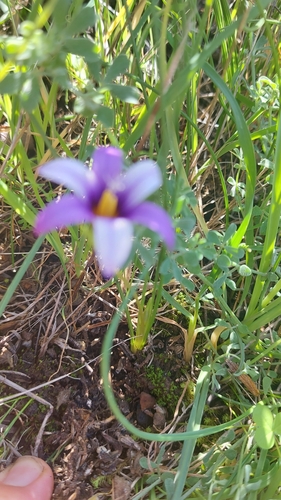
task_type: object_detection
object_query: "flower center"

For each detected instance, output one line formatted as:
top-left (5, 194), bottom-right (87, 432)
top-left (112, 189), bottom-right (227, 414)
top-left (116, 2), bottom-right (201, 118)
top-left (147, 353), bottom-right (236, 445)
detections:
top-left (94, 189), bottom-right (118, 217)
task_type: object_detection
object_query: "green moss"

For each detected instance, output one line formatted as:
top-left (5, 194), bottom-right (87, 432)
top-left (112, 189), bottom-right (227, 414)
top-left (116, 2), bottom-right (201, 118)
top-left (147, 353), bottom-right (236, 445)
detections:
top-left (90, 475), bottom-right (111, 488)
top-left (145, 364), bottom-right (190, 415)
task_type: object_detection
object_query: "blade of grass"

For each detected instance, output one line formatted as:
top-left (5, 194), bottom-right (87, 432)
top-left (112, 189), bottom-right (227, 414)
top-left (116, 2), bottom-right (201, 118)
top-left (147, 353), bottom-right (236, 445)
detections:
top-left (171, 364), bottom-right (211, 499)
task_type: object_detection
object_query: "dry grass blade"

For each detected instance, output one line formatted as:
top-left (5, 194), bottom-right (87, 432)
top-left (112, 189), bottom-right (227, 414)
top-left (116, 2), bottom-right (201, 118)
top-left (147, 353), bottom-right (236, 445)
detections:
top-left (0, 373), bottom-right (53, 456)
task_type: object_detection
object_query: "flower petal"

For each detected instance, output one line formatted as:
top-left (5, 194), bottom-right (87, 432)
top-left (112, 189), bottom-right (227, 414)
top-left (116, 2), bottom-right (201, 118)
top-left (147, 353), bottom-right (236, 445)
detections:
top-left (94, 217), bottom-right (134, 277)
top-left (119, 160), bottom-right (162, 212)
top-left (126, 201), bottom-right (175, 249)
top-left (34, 194), bottom-right (93, 235)
top-left (39, 158), bottom-right (99, 199)
top-left (92, 147), bottom-right (124, 188)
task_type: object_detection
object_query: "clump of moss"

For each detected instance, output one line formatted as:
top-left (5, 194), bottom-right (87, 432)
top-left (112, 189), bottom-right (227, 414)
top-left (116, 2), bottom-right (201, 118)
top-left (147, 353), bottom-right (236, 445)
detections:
top-left (145, 364), bottom-right (184, 415)
top-left (196, 405), bottom-right (230, 451)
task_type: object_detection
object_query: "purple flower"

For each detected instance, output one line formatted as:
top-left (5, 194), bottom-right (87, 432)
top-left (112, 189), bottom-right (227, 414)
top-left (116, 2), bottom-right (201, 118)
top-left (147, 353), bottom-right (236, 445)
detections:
top-left (35, 146), bottom-right (175, 277)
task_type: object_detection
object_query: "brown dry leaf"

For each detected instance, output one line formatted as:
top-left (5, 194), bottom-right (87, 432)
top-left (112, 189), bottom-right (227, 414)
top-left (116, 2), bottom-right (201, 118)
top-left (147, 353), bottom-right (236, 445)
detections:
top-left (153, 404), bottom-right (166, 429)
top-left (0, 346), bottom-right (15, 367)
top-left (226, 359), bottom-right (260, 397)
top-left (115, 432), bottom-right (141, 451)
top-left (112, 476), bottom-right (131, 500)
top-left (140, 392), bottom-right (156, 411)
top-left (210, 326), bottom-right (227, 350)
top-left (56, 387), bottom-right (72, 410)
top-left (156, 314), bottom-right (187, 337)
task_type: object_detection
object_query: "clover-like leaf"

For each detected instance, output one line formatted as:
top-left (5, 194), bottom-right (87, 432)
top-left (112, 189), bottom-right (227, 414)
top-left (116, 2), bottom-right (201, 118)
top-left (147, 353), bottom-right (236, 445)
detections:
top-left (253, 404), bottom-right (274, 450)
top-left (272, 413), bottom-right (281, 437)
top-left (239, 264), bottom-right (252, 277)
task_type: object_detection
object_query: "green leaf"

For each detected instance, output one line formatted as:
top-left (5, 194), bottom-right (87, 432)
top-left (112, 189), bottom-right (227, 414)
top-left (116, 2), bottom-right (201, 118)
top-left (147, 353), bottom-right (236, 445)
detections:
top-left (238, 264), bottom-right (252, 277)
top-left (201, 247), bottom-right (217, 260)
top-left (216, 254), bottom-right (231, 270)
top-left (51, 0), bottom-right (71, 31)
top-left (213, 274), bottom-right (227, 289)
top-left (223, 223), bottom-right (237, 242)
top-left (171, 261), bottom-right (195, 291)
top-left (87, 59), bottom-right (102, 81)
top-left (139, 457), bottom-right (158, 469)
top-left (0, 72), bottom-right (24, 94)
top-left (253, 404), bottom-right (274, 450)
top-left (164, 477), bottom-right (175, 497)
top-left (207, 230), bottom-right (222, 245)
top-left (74, 92), bottom-right (103, 115)
top-left (63, 38), bottom-right (100, 62)
top-left (161, 288), bottom-right (192, 319)
top-left (176, 215), bottom-right (196, 237)
top-left (253, 404), bottom-right (273, 426)
top-left (104, 54), bottom-right (129, 83)
top-left (224, 448), bottom-right (237, 460)
top-left (225, 245), bottom-right (245, 260)
top-left (273, 413), bottom-right (281, 436)
top-left (63, 7), bottom-right (96, 37)
top-left (20, 74), bottom-right (40, 112)
top-left (184, 250), bottom-right (202, 271)
top-left (95, 106), bottom-right (114, 128)
top-left (106, 83), bottom-right (140, 104)
top-left (226, 278), bottom-right (236, 290)
top-left (254, 426), bottom-right (274, 450)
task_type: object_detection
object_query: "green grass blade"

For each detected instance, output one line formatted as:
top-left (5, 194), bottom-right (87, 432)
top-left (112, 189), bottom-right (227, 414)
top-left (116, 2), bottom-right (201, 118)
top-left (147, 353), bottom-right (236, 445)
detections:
top-left (171, 365), bottom-right (211, 499)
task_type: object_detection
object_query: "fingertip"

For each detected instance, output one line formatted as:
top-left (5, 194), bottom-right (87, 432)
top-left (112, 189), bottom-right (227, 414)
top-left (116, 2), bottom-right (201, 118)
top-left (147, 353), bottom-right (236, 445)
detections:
top-left (0, 456), bottom-right (54, 500)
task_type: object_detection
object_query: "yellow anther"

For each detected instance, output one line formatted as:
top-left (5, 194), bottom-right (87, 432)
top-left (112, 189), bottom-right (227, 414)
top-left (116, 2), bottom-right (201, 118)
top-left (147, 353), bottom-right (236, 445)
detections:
top-left (94, 189), bottom-right (118, 217)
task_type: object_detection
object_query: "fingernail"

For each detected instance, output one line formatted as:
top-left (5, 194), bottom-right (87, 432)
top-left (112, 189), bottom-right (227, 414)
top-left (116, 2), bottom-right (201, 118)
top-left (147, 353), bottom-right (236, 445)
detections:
top-left (2, 456), bottom-right (44, 486)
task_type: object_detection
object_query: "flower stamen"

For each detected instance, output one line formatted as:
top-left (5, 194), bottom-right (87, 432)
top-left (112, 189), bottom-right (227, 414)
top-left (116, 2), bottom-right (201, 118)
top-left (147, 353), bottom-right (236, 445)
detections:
top-left (94, 189), bottom-right (118, 217)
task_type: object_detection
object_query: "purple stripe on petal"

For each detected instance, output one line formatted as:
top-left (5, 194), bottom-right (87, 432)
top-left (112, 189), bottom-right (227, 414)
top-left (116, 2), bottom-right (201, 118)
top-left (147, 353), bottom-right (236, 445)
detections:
top-left (34, 194), bottom-right (94, 235)
top-left (92, 147), bottom-right (124, 189)
top-left (39, 158), bottom-right (100, 200)
top-left (119, 160), bottom-right (162, 212)
top-left (126, 201), bottom-right (175, 249)
top-left (93, 216), bottom-right (134, 277)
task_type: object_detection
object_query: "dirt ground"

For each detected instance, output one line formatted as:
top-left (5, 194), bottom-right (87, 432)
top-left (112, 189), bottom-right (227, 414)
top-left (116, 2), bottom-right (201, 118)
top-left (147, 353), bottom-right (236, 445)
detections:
top-left (0, 226), bottom-right (197, 499)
